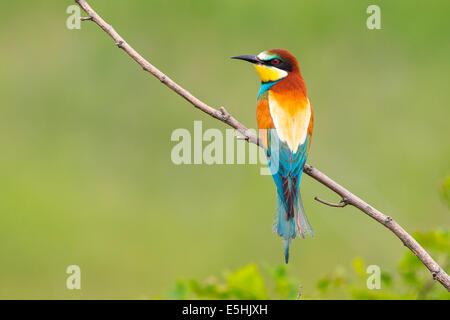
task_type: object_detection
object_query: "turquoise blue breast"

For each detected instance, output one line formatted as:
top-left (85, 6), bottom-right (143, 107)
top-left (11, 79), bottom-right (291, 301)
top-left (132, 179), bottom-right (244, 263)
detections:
top-left (257, 80), bottom-right (280, 100)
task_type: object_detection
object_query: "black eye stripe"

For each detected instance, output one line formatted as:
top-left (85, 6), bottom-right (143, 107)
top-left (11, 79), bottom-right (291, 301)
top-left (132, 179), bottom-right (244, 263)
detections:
top-left (263, 58), bottom-right (292, 72)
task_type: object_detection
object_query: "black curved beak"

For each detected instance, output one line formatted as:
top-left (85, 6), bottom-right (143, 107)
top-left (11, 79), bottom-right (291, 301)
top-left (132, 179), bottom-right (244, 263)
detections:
top-left (231, 55), bottom-right (260, 64)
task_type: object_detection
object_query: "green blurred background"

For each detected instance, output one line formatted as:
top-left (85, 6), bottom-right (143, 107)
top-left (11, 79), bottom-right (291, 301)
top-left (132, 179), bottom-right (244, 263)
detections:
top-left (0, 0), bottom-right (448, 299)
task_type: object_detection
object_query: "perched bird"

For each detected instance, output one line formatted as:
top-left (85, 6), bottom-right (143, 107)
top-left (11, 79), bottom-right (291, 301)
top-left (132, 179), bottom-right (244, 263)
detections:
top-left (232, 49), bottom-right (314, 263)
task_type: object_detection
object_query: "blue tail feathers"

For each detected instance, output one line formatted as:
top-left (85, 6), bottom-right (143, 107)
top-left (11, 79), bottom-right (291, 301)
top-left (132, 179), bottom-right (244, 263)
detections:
top-left (267, 129), bottom-right (314, 263)
top-left (284, 240), bottom-right (290, 264)
top-left (275, 191), bottom-right (314, 263)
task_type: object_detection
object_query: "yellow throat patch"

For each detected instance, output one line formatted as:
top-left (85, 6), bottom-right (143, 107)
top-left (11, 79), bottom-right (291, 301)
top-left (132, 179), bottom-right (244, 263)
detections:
top-left (254, 64), bottom-right (287, 83)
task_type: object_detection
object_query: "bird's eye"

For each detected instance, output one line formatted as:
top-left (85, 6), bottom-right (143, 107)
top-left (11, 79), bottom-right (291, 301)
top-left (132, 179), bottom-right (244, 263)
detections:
top-left (271, 58), bottom-right (280, 65)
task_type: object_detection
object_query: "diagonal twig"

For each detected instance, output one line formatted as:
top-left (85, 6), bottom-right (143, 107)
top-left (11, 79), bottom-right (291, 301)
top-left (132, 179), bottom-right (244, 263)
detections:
top-left (74, 0), bottom-right (450, 291)
top-left (296, 285), bottom-right (303, 300)
top-left (314, 197), bottom-right (348, 208)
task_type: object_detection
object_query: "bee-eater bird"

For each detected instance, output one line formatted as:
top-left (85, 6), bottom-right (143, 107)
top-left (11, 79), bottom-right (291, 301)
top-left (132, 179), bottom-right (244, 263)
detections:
top-left (232, 49), bottom-right (314, 263)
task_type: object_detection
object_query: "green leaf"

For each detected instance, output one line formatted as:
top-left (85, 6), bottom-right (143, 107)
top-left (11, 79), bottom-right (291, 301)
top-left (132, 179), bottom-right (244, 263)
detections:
top-left (167, 280), bottom-right (190, 300)
top-left (316, 277), bottom-right (331, 292)
top-left (226, 264), bottom-right (268, 300)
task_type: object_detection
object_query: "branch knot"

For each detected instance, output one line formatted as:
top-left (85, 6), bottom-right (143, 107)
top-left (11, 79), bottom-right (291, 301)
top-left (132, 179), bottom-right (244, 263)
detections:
top-left (116, 40), bottom-right (125, 48)
top-left (219, 107), bottom-right (231, 121)
top-left (303, 164), bottom-right (313, 174)
top-left (384, 216), bottom-right (393, 225)
top-left (432, 268), bottom-right (441, 279)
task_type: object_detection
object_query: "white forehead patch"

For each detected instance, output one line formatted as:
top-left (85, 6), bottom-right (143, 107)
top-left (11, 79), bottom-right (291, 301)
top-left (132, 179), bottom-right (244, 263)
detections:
top-left (257, 51), bottom-right (277, 61)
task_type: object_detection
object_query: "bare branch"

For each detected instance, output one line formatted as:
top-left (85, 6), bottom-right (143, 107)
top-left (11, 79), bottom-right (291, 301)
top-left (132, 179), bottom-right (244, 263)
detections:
top-left (74, 0), bottom-right (450, 292)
